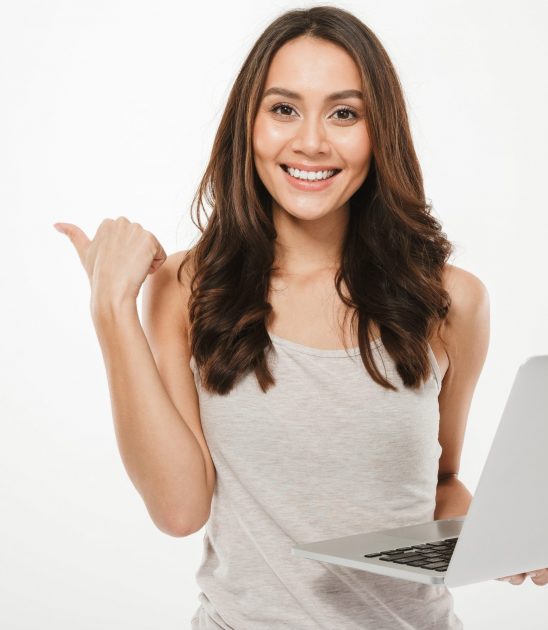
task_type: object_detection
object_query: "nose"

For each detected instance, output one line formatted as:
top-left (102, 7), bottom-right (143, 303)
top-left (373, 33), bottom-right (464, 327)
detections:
top-left (290, 116), bottom-right (330, 154)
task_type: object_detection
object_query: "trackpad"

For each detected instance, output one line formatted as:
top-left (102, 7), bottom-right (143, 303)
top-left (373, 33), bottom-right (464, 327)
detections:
top-left (383, 519), bottom-right (464, 542)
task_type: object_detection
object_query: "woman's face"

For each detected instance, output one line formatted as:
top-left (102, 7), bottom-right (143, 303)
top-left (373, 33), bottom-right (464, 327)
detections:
top-left (253, 36), bottom-right (373, 223)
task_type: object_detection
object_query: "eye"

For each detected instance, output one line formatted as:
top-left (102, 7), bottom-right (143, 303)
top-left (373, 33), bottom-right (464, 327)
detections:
top-left (270, 103), bottom-right (295, 117)
top-left (269, 103), bottom-right (359, 122)
top-left (332, 107), bottom-right (359, 121)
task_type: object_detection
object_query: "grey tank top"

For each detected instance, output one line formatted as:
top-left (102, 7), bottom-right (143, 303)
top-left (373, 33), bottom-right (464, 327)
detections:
top-left (189, 331), bottom-right (463, 630)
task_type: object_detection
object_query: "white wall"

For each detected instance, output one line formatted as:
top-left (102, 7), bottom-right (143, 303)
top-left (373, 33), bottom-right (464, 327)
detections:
top-left (2, 1), bottom-right (547, 628)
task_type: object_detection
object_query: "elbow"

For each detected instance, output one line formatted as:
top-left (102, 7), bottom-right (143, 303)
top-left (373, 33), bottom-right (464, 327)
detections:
top-left (154, 510), bottom-right (208, 538)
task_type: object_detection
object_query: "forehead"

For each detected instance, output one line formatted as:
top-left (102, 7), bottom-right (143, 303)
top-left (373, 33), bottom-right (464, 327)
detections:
top-left (263, 37), bottom-right (362, 95)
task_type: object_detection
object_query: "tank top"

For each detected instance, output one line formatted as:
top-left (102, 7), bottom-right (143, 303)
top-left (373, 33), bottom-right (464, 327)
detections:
top-left (189, 330), bottom-right (463, 630)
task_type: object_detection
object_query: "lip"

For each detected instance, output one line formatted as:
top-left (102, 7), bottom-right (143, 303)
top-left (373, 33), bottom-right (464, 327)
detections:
top-left (280, 164), bottom-right (341, 192)
top-left (282, 162), bottom-right (342, 172)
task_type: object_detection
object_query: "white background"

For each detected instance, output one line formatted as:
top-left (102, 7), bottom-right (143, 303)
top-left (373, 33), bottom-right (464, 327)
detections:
top-left (2, 1), bottom-right (547, 628)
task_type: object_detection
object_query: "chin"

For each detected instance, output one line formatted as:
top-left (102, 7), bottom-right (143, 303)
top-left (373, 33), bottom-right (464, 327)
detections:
top-left (279, 204), bottom-right (333, 221)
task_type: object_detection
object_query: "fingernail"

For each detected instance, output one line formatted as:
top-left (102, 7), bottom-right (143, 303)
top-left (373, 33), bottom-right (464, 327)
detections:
top-left (499, 577), bottom-right (512, 582)
top-left (527, 572), bottom-right (538, 577)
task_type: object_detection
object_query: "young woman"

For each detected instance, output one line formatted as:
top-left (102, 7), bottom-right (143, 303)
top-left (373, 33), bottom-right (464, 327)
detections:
top-left (54, 5), bottom-right (547, 629)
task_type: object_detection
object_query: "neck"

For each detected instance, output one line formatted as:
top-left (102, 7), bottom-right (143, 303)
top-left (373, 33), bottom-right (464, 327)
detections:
top-left (271, 199), bottom-right (349, 275)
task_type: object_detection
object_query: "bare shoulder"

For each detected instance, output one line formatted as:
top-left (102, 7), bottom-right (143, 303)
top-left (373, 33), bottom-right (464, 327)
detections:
top-left (440, 262), bottom-right (490, 364)
top-left (147, 249), bottom-right (195, 333)
top-left (441, 263), bottom-right (489, 307)
top-left (429, 264), bottom-right (489, 381)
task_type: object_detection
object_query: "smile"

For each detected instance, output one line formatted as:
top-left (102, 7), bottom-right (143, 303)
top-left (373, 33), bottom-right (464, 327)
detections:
top-left (280, 164), bottom-right (342, 191)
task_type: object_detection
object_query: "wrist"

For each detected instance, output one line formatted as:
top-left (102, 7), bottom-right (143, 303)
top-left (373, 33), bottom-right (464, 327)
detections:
top-left (91, 293), bottom-right (138, 326)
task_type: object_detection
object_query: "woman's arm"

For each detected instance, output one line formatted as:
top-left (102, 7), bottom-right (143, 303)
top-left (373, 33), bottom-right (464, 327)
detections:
top-left (434, 475), bottom-right (473, 519)
top-left (433, 265), bottom-right (490, 519)
top-left (93, 297), bottom-right (210, 537)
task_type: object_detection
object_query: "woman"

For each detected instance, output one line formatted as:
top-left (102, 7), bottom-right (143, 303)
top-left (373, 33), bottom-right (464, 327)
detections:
top-left (54, 5), bottom-right (547, 629)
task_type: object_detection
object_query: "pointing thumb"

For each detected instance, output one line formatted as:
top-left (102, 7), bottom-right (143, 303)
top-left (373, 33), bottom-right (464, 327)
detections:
top-left (53, 222), bottom-right (91, 265)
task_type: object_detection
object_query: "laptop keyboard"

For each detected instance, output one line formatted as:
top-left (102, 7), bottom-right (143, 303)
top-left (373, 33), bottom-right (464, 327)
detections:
top-left (363, 537), bottom-right (458, 572)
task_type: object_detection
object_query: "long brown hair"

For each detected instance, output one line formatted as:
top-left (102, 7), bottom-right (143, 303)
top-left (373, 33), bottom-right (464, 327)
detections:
top-left (178, 5), bottom-right (453, 395)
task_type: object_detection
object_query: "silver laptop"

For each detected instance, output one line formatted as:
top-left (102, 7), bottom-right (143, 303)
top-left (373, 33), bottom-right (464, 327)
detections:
top-left (291, 355), bottom-right (548, 587)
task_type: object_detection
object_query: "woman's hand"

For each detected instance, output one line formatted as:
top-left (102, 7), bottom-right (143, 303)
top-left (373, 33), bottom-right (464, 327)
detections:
top-left (497, 568), bottom-right (548, 585)
top-left (53, 216), bottom-right (167, 311)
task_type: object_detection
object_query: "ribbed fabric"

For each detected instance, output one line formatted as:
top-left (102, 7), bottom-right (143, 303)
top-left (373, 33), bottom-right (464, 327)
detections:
top-left (189, 331), bottom-right (463, 629)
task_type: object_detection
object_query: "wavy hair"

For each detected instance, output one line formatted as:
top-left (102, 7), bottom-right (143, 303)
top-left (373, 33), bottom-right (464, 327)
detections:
top-left (178, 5), bottom-right (453, 395)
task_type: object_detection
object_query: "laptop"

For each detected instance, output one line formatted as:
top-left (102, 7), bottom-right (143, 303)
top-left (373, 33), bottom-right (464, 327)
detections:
top-left (291, 355), bottom-right (548, 587)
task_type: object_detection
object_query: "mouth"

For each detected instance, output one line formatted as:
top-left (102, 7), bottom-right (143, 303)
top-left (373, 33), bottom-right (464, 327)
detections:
top-left (279, 164), bottom-right (342, 191)
top-left (280, 164), bottom-right (342, 181)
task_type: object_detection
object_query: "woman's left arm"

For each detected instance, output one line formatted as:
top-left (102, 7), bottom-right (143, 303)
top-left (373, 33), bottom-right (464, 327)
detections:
top-left (432, 265), bottom-right (547, 586)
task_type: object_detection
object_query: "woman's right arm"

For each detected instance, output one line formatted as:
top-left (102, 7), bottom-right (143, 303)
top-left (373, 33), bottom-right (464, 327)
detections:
top-left (91, 252), bottom-right (213, 537)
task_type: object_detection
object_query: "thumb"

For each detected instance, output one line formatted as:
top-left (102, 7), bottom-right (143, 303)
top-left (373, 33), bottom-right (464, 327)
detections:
top-left (53, 222), bottom-right (91, 266)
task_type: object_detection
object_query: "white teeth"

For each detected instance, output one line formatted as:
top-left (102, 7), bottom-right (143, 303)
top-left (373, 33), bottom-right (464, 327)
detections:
top-left (286, 166), bottom-right (337, 181)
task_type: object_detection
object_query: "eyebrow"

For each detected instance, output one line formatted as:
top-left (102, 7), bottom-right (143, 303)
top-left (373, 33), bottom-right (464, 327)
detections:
top-left (262, 87), bottom-right (364, 102)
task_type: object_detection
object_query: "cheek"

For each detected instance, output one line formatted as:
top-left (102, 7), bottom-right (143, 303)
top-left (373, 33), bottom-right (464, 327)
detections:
top-left (253, 116), bottom-right (288, 154)
top-left (336, 128), bottom-right (372, 167)
top-left (251, 123), bottom-right (262, 159)
top-left (333, 123), bottom-right (371, 158)
top-left (253, 134), bottom-right (269, 166)
top-left (252, 121), bottom-right (275, 182)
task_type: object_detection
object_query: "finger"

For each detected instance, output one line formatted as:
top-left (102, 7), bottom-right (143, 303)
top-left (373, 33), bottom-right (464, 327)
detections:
top-left (54, 223), bottom-right (91, 265)
top-left (496, 573), bottom-right (526, 584)
top-left (148, 240), bottom-right (167, 274)
top-left (149, 258), bottom-right (167, 273)
top-left (528, 569), bottom-right (548, 586)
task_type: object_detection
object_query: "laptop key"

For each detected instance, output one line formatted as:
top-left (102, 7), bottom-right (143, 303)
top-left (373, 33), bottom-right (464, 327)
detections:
top-left (405, 560), bottom-right (429, 567)
top-left (379, 553), bottom-right (422, 561)
top-left (378, 547), bottom-right (414, 554)
top-left (390, 555), bottom-right (427, 564)
top-left (422, 561), bottom-right (448, 569)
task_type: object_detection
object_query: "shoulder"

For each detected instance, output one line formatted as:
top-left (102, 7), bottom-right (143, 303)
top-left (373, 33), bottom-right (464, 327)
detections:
top-left (441, 263), bottom-right (490, 335)
top-left (440, 263), bottom-right (490, 371)
top-left (143, 249), bottom-right (195, 333)
top-left (442, 263), bottom-right (489, 310)
top-left (163, 248), bottom-right (195, 280)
